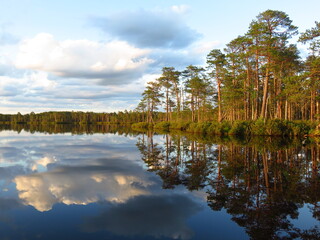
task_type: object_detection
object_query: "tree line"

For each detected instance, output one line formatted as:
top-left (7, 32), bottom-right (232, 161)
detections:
top-left (0, 111), bottom-right (150, 124)
top-left (136, 10), bottom-right (320, 123)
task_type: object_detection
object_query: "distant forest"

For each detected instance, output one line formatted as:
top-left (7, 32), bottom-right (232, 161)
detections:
top-left (1, 10), bottom-right (320, 126)
top-left (0, 111), bottom-right (145, 124)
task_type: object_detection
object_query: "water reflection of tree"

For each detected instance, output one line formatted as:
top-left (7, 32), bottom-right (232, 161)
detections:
top-left (136, 134), bottom-right (320, 239)
top-left (208, 144), bottom-right (320, 239)
top-left (0, 123), bottom-right (140, 136)
top-left (136, 132), bottom-right (214, 190)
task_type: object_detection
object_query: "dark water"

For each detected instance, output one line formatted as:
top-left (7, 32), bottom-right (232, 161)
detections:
top-left (0, 126), bottom-right (319, 239)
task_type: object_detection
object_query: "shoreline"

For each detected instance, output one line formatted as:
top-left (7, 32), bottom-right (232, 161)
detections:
top-left (131, 120), bottom-right (320, 137)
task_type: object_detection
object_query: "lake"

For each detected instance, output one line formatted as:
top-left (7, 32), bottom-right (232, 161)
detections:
top-left (0, 126), bottom-right (319, 239)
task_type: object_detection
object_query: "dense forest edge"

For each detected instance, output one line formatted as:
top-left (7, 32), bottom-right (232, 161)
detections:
top-left (1, 111), bottom-right (320, 137)
top-left (1, 10), bottom-right (320, 137)
top-left (132, 9), bottom-right (320, 137)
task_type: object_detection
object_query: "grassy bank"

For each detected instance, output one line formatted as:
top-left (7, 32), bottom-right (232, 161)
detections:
top-left (131, 119), bottom-right (320, 137)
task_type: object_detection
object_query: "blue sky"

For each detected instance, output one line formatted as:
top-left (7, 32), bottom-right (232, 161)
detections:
top-left (0, 0), bottom-right (319, 113)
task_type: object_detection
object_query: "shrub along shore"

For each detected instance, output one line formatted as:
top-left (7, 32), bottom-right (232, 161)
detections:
top-left (131, 119), bottom-right (320, 137)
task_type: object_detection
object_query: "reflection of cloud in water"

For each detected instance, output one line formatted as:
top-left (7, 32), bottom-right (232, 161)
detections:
top-left (0, 133), bottom-right (138, 170)
top-left (83, 194), bottom-right (202, 240)
top-left (31, 156), bottom-right (56, 171)
top-left (14, 159), bottom-right (156, 212)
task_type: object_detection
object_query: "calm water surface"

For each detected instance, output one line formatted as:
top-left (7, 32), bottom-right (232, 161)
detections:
top-left (0, 127), bottom-right (319, 239)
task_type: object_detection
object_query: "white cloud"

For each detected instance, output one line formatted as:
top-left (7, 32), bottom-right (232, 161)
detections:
top-left (171, 5), bottom-right (190, 14)
top-left (15, 33), bottom-right (153, 85)
top-left (0, 38), bottom-right (214, 114)
top-left (92, 8), bottom-right (200, 49)
top-left (0, 72), bottom-right (56, 97)
top-left (31, 156), bottom-right (56, 171)
top-left (14, 166), bottom-right (153, 211)
top-left (0, 7), bottom-right (209, 114)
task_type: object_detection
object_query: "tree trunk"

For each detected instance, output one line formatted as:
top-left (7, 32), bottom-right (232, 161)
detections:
top-left (253, 48), bottom-right (260, 120)
top-left (311, 91), bottom-right (315, 121)
top-left (217, 78), bottom-right (222, 122)
top-left (260, 67), bottom-right (269, 119)
top-left (166, 89), bottom-right (169, 121)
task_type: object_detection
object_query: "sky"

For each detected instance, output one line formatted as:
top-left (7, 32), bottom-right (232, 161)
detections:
top-left (0, 0), bottom-right (319, 114)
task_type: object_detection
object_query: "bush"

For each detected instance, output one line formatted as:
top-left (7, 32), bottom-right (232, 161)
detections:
top-left (206, 121), bottom-right (232, 136)
top-left (309, 122), bottom-right (320, 135)
top-left (206, 122), bottom-right (222, 135)
top-left (186, 122), bottom-right (212, 134)
top-left (251, 119), bottom-right (293, 136)
top-left (251, 118), bottom-right (267, 135)
top-left (153, 121), bottom-right (170, 131)
top-left (220, 121), bottom-right (232, 135)
top-left (132, 119), bottom-right (319, 137)
top-left (169, 121), bottom-right (191, 131)
top-left (288, 121), bottom-right (312, 136)
top-left (131, 122), bottom-right (153, 130)
top-left (229, 121), bottom-right (252, 136)
top-left (265, 119), bottom-right (291, 136)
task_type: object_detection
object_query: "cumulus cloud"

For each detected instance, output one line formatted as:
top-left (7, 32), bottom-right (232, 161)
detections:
top-left (31, 156), bottom-right (56, 171)
top-left (171, 5), bottom-right (190, 14)
top-left (0, 56), bottom-right (25, 78)
top-left (14, 158), bottom-right (156, 211)
top-left (0, 71), bottom-right (56, 100)
top-left (0, 70), bottom-right (143, 113)
top-left (83, 194), bottom-right (202, 239)
top-left (92, 9), bottom-right (200, 49)
top-left (0, 62), bottom-right (162, 113)
top-left (0, 5), bottom-right (210, 113)
top-left (14, 33), bottom-right (153, 85)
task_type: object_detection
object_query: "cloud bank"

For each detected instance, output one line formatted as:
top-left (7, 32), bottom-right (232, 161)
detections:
top-left (92, 9), bottom-right (200, 49)
top-left (14, 157), bottom-right (156, 211)
top-left (0, 6), bottom-right (211, 113)
top-left (15, 33), bottom-right (152, 85)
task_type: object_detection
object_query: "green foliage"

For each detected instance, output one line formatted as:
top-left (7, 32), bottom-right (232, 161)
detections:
top-left (265, 119), bottom-right (292, 136)
top-left (133, 10), bottom-right (318, 125)
top-left (311, 129), bottom-right (320, 136)
top-left (2, 110), bottom-right (320, 138)
top-left (229, 121), bottom-right (252, 136)
top-left (205, 121), bottom-right (232, 135)
top-left (169, 121), bottom-right (191, 131)
top-left (153, 121), bottom-right (170, 131)
top-left (287, 121), bottom-right (314, 136)
top-left (309, 122), bottom-right (320, 135)
top-left (220, 121), bottom-right (232, 135)
top-left (251, 119), bottom-right (267, 136)
top-left (186, 122), bottom-right (212, 134)
top-left (206, 122), bottom-right (222, 135)
top-left (131, 122), bottom-right (153, 130)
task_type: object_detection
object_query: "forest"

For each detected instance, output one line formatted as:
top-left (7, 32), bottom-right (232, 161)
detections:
top-left (136, 10), bottom-right (320, 123)
top-left (1, 10), bottom-right (320, 136)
